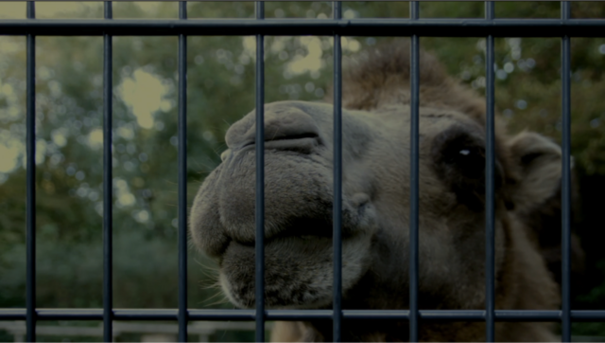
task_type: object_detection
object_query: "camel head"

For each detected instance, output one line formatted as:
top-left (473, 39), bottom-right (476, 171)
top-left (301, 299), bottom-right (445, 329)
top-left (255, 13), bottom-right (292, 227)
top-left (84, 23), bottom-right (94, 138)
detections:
top-left (189, 41), bottom-right (569, 341)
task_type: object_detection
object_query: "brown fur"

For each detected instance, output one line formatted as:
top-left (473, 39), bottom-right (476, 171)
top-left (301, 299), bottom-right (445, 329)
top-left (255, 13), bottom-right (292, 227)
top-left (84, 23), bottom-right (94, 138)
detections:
top-left (189, 40), bottom-right (575, 341)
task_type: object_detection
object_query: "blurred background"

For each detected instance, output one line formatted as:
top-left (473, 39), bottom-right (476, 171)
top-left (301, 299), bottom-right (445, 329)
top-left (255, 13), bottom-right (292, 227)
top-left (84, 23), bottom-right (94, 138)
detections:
top-left (0, 1), bottom-right (604, 341)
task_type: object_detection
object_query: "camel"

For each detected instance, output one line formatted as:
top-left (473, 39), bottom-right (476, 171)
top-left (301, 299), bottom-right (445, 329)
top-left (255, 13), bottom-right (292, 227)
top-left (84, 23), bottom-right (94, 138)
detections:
top-left (189, 40), bottom-right (577, 341)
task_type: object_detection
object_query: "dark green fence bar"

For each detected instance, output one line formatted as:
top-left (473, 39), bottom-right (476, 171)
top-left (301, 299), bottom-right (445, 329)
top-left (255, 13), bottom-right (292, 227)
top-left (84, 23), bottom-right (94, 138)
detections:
top-left (254, 2), bottom-right (266, 342)
top-left (25, 1), bottom-right (37, 341)
top-left (177, 1), bottom-right (189, 342)
top-left (560, 1), bottom-right (572, 342)
top-left (409, 1), bottom-right (420, 342)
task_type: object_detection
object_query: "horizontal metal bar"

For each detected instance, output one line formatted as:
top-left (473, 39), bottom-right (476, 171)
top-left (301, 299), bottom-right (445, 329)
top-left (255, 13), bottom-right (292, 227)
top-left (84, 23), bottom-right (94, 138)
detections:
top-left (3, 309), bottom-right (605, 322)
top-left (0, 18), bottom-right (604, 37)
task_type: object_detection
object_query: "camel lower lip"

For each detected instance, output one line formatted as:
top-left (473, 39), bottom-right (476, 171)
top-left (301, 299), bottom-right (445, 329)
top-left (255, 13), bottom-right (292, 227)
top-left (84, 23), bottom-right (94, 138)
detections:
top-left (219, 235), bottom-right (336, 308)
top-left (219, 231), bottom-right (372, 309)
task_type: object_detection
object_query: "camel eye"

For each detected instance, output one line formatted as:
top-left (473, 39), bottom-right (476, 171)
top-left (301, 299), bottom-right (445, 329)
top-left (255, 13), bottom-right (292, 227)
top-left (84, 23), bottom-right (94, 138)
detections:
top-left (432, 133), bottom-right (488, 211)
top-left (431, 127), bottom-right (491, 194)
top-left (451, 146), bottom-right (483, 162)
top-left (447, 146), bottom-right (485, 178)
top-left (442, 143), bottom-right (483, 169)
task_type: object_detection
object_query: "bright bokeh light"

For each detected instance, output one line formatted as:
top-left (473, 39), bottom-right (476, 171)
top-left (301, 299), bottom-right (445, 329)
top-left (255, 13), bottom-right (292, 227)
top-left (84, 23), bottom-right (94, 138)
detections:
top-left (35, 140), bottom-right (46, 165)
top-left (119, 193), bottom-right (136, 207)
top-left (343, 37), bottom-right (361, 52)
top-left (0, 126), bottom-right (23, 176)
top-left (135, 2), bottom-right (162, 14)
top-left (243, 36), bottom-right (255, 52)
top-left (0, 2), bottom-right (102, 19)
top-left (0, 2), bottom-right (26, 19)
top-left (287, 37), bottom-right (324, 75)
top-left (51, 129), bottom-right (68, 148)
top-left (114, 178), bottom-right (137, 207)
top-left (0, 63), bottom-right (23, 122)
top-left (88, 129), bottom-right (103, 149)
top-left (249, 36), bottom-right (360, 78)
top-left (119, 69), bottom-right (170, 130)
top-left (117, 126), bottom-right (135, 140)
top-left (134, 209), bottom-right (150, 223)
top-left (0, 143), bottom-right (20, 173)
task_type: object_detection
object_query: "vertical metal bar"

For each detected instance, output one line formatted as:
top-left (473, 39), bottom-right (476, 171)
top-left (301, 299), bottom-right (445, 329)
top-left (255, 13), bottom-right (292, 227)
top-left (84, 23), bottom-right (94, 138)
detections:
top-left (561, 2), bottom-right (572, 342)
top-left (484, 2), bottom-right (496, 342)
top-left (103, 2), bottom-right (113, 342)
top-left (254, 2), bottom-right (265, 342)
top-left (177, 2), bottom-right (188, 342)
top-left (409, 2), bottom-right (420, 342)
top-left (25, 2), bottom-right (36, 342)
top-left (332, 2), bottom-right (342, 342)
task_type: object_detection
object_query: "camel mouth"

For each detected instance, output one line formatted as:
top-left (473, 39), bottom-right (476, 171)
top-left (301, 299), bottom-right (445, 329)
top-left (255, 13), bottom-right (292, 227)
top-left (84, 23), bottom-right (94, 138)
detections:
top-left (232, 218), bottom-right (339, 248)
top-left (225, 193), bottom-right (375, 250)
top-left (218, 205), bottom-right (375, 309)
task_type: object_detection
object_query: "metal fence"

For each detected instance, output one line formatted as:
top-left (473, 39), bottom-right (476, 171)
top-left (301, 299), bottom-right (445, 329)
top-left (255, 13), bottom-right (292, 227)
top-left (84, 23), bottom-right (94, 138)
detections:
top-left (1, 1), bottom-right (605, 342)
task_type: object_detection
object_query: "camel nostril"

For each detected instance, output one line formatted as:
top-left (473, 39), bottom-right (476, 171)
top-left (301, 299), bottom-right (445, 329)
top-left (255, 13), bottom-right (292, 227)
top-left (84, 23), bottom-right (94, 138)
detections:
top-left (262, 107), bottom-right (321, 146)
top-left (261, 132), bottom-right (321, 153)
top-left (225, 104), bottom-right (322, 152)
top-left (265, 131), bottom-right (319, 142)
top-left (260, 109), bottom-right (321, 153)
top-left (220, 149), bottom-right (232, 162)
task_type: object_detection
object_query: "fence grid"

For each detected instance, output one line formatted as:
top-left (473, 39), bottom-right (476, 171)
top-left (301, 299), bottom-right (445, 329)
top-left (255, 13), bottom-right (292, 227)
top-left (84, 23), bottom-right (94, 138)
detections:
top-left (0, 1), bottom-right (603, 342)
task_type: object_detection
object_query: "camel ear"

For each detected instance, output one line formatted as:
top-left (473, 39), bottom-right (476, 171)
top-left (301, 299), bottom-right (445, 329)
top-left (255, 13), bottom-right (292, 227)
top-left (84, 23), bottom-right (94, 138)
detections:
top-left (508, 132), bottom-right (563, 210)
